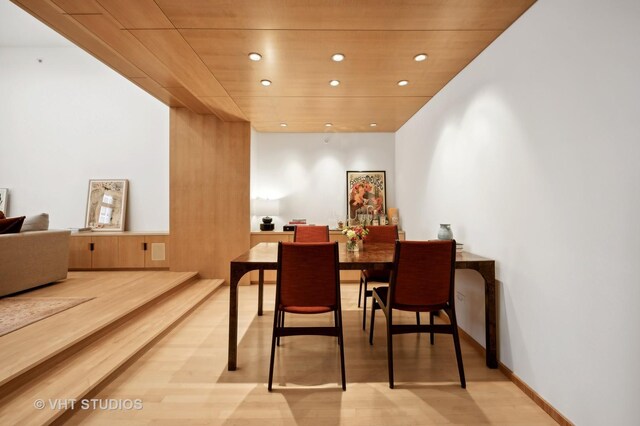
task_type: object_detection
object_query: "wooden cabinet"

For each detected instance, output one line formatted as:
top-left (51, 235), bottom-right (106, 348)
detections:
top-left (117, 236), bottom-right (145, 268)
top-left (92, 236), bottom-right (120, 269)
top-left (249, 230), bottom-right (405, 283)
top-left (69, 233), bottom-right (169, 270)
top-left (68, 236), bottom-right (92, 269)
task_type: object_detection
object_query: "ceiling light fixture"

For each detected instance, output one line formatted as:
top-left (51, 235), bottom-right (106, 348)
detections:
top-left (325, 123), bottom-right (333, 127)
top-left (248, 52), bottom-right (262, 61)
top-left (331, 53), bottom-right (345, 62)
top-left (329, 80), bottom-right (340, 87)
top-left (260, 79), bottom-right (272, 86)
top-left (370, 123), bottom-right (377, 127)
top-left (280, 123), bottom-right (287, 127)
top-left (397, 80), bottom-right (409, 86)
top-left (414, 53), bottom-right (428, 62)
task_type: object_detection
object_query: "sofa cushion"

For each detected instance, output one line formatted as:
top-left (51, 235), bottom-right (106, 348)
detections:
top-left (0, 211), bottom-right (5, 219)
top-left (0, 216), bottom-right (26, 234)
top-left (21, 213), bottom-right (50, 232)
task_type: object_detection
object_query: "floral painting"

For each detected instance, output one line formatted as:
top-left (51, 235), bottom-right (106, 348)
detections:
top-left (85, 179), bottom-right (128, 231)
top-left (346, 171), bottom-right (386, 223)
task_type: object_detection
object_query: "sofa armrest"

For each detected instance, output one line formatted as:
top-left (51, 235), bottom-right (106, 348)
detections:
top-left (0, 230), bottom-right (71, 297)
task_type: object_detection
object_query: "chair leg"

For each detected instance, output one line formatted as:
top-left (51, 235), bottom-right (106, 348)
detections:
top-left (358, 275), bottom-right (363, 307)
top-left (447, 308), bottom-right (466, 389)
top-left (276, 311), bottom-right (280, 346)
top-left (430, 312), bottom-right (435, 345)
top-left (337, 308), bottom-right (347, 391)
top-left (385, 311), bottom-right (394, 389)
top-left (268, 308), bottom-right (280, 391)
top-left (369, 297), bottom-right (377, 345)
top-left (334, 309), bottom-right (341, 345)
top-left (362, 279), bottom-right (368, 330)
top-left (416, 312), bottom-right (420, 325)
top-left (277, 311), bottom-right (285, 346)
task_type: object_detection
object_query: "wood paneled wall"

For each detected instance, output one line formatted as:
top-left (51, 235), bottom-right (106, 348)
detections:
top-left (170, 108), bottom-right (250, 282)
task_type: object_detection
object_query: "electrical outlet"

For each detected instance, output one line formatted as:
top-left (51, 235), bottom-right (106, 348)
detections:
top-left (456, 291), bottom-right (465, 302)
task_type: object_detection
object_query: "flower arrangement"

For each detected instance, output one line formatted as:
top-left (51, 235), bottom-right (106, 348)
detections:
top-left (342, 225), bottom-right (369, 251)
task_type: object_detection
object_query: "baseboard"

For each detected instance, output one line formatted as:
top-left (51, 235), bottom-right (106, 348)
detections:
top-left (456, 327), bottom-right (574, 426)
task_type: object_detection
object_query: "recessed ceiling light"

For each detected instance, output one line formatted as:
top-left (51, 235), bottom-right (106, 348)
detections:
top-left (248, 52), bottom-right (262, 61)
top-left (280, 123), bottom-right (287, 127)
top-left (260, 79), bottom-right (272, 86)
top-left (414, 53), bottom-right (428, 62)
top-left (329, 80), bottom-right (340, 87)
top-left (370, 123), bottom-right (377, 127)
top-left (325, 123), bottom-right (333, 127)
top-left (397, 80), bottom-right (409, 86)
top-left (331, 53), bottom-right (345, 62)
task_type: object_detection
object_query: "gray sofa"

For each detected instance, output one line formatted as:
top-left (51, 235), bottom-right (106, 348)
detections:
top-left (0, 230), bottom-right (70, 297)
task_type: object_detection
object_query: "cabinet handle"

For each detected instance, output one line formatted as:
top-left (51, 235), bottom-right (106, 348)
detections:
top-left (89, 242), bottom-right (94, 251)
top-left (143, 242), bottom-right (148, 251)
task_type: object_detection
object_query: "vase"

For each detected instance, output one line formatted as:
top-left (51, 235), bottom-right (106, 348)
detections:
top-left (346, 240), bottom-right (359, 252)
top-left (438, 224), bottom-right (453, 240)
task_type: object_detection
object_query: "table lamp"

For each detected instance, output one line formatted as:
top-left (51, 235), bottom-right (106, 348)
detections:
top-left (254, 198), bottom-right (280, 231)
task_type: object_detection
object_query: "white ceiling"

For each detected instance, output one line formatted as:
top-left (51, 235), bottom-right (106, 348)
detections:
top-left (0, 1), bottom-right (72, 47)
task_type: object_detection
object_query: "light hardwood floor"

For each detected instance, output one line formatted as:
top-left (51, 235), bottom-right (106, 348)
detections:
top-left (0, 271), bottom-right (198, 387)
top-left (64, 284), bottom-right (555, 425)
top-left (0, 271), bottom-right (223, 425)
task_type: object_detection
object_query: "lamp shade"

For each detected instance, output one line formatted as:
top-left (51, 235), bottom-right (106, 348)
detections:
top-left (253, 198), bottom-right (280, 217)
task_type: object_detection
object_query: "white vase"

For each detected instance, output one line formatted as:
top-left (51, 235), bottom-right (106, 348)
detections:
top-left (438, 224), bottom-right (453, 240)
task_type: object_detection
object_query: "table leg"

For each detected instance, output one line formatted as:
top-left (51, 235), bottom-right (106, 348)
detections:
top-left (228, 266), bottom-right (243, 371)
top-left (258, 269), bottom-right (264, 316)
top-left (479, 263), bottom-right (498, 369)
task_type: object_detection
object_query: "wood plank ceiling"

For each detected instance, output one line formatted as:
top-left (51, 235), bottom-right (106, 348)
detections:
top-left (12, 0), bottom-right (536, 132)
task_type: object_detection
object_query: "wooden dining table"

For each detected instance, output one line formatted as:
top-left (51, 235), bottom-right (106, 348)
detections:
top-left (228, 242), bottom-right (497, 371)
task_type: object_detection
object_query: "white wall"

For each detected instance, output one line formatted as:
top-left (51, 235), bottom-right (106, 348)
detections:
top-left (0, 47), bottom-right (169, 231)
top-left (395, 0), bottom-right (640, 424)
top-left (250, 131), bottom-right (396, 231)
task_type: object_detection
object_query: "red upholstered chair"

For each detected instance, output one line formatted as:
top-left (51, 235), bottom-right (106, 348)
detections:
top-left (359, 225), bottom-right (400, 329)
top-left (369, 240), bottom-right (465, 389)
top-left (293, 225), bottom-right (330, 242)
top-left (277, 225), bottom-right (330, 344)
top-left (268, 241), bottom-right (346, 391)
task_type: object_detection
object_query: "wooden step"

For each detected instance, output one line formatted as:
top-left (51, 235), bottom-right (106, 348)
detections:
top-left (0, 278), bottom-right (224, 426)
top-left (0, 271), bottom-right (198, 387)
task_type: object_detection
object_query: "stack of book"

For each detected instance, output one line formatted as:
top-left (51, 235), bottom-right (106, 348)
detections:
top-left (283, 219), bottom-right (307, 231)
top-left (68, 227), bottom-right (92, 233)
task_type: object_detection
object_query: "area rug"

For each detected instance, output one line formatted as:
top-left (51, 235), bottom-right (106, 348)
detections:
top-left (0, 297), bottom-right (94, 337)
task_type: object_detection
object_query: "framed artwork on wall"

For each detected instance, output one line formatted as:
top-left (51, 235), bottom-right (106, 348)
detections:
top-left (346, 171), bottom-right (386, 224)
top-left (85, 179), bottom-right (128, 231)
top-left (0, 188), bottom-right (7, 214)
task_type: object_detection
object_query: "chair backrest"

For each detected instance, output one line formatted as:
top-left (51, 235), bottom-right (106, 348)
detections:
top-left (364, 225), bottom-right (398, 243)
top-left (293, 225), bottom-right (330, 242)
top-left (277, 242), bottom-right (340, 308)
top-left (390, 240), bottom-right (456, 309)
